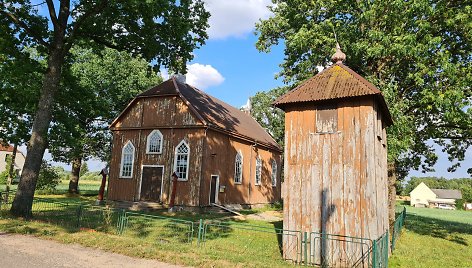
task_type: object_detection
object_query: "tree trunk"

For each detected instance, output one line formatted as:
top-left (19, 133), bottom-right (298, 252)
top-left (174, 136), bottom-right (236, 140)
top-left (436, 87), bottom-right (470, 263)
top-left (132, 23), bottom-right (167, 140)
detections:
top-left (5, 144), bottom-right (17, 202)
top-left (387, 162), bottom-right (397, 227)
top-left (10, 49), bottom-right (65, 217)
top-left (69, 158), bottom-right (81, 194)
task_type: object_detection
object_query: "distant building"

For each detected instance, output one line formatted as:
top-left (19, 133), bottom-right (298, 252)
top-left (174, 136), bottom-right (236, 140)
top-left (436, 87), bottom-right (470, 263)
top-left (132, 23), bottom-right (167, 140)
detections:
top-left (410, 182), bottom-right (462, 209)
top-left (0, 144), bottom-right (25, 180)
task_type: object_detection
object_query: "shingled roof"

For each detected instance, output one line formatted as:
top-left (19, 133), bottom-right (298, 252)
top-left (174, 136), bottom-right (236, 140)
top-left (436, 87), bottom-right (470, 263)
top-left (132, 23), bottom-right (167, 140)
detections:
top-left (274, 63), bottom-right (393, 126)
top-left (115, 77), bottom-right (281, 151)
top-left (431, 189), bottom-right (463, 199)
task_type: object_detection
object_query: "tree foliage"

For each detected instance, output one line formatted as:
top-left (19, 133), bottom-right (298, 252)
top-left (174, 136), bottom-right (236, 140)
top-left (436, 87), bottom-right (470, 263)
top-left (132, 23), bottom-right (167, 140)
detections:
top-left (250, 86), bottom-right (288, 146)
top-left (36, 161), bottom-right (61, 191)
top-left (79, 162), bottom-right (89, 178)
top-left (255, 0), bottom-right (472, 178)
top-left (1, 0), bottom-right (209, 215)
top-left (49, 47), bottom-right (163, 164)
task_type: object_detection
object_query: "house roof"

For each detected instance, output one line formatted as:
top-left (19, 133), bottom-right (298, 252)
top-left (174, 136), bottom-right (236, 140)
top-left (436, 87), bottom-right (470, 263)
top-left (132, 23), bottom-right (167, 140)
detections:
top-left (431, 189), bottom-right (463, 200)
top-left (273, 63), bottom-right (393, 126)
top-left (0, 144), bottom-right (15, 152)
top-left (114, 77), bottom-right (281, 151)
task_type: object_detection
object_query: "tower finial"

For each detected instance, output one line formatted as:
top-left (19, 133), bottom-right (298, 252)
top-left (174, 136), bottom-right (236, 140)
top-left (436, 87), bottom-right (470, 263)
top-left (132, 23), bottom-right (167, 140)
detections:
top-left (331, 42), bottom-right (346, 64)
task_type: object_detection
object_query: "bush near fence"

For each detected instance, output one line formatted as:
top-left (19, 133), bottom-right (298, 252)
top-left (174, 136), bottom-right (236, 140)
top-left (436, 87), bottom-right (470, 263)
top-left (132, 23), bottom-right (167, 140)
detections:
top-left (0, 192), bottom-right (406, 267)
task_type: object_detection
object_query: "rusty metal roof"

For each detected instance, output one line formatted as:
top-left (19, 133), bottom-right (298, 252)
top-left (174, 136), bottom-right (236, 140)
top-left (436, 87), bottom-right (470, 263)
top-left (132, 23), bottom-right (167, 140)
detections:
top-left (274, 63), bottom-right (393, 126)
top-left (125, 77), bottom-right (281, 151)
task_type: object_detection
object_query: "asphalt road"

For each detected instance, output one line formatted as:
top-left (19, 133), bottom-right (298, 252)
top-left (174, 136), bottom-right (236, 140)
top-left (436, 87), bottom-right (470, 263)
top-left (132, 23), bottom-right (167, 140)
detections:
top-left (0, 233), bottom-right (185, 268)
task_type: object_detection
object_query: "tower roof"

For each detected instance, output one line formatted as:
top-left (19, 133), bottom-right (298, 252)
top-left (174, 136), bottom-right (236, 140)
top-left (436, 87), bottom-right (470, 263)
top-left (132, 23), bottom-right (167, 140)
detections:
top-left (274, 63), bottom-right (393, 126)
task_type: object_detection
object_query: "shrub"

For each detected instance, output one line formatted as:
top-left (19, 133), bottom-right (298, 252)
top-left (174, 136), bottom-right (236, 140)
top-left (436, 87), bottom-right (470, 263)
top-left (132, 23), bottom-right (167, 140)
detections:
top-left (0, 170), bottom-right (8, 184)
top-left (37, 161), bottom-right (61, 191)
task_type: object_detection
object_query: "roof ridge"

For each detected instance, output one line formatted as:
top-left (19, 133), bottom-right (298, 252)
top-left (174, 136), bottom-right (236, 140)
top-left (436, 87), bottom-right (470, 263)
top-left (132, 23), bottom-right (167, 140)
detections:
top-left (172, 79), bottom-right (208, 126)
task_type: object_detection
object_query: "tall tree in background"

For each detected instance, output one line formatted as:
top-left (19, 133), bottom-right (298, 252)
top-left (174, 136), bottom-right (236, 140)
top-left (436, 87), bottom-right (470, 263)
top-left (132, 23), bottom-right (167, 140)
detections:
top-left (49, 47), bottom-right (162, 193)
top-left (1, 0), bottom-right (209, 216)
top-left (250, 86), bottom-right (287, 146)
top-left (255, 0), bottom-right (471, 223)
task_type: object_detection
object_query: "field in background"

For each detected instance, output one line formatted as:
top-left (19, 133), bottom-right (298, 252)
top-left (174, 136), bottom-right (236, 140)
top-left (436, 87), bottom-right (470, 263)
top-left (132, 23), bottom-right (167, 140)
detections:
top-left (0, 180), bottom-right (102, 196)
top-left (390, 205), bottom-right (472, 268)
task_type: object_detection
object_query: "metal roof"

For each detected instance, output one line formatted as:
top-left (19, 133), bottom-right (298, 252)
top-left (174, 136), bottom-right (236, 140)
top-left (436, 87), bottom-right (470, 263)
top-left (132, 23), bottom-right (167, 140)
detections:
top-left (431, 189), bottom-right (463, 200)
top-left (274, 63), bottom-right (393, 126)
top-left (116, 77), bottom-right (281, 151)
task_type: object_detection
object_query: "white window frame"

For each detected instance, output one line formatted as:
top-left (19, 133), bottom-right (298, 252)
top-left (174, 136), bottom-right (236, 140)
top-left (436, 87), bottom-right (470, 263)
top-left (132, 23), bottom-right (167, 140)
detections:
top-left (173, 140), bottom-right (190, 181)
top-left (119, 141), bottom-right (135, 178)
top-left (234, 151), bottom-right (243, 184)
top-left (255, 156), bottom-right (262, 186)
top-left (146, 129), bottom-right (163, 154)
top-left (271, 160), bottom-right (277, 187)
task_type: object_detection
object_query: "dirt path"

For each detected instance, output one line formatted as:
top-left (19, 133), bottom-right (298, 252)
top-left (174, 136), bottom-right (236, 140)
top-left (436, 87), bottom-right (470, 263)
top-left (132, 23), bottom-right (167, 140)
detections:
top-left (0, 233), bottom-right (186, 268)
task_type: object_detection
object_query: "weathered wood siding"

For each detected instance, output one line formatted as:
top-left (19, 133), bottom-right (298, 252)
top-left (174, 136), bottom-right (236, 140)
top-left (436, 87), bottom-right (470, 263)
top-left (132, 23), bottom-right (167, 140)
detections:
top-left (114, 97), bottom-right (202, 129)
top-left (201, 129), bottom-right (282, 206)
top-left (282, 96), bottom-right (389, 263)
top-left (108, 96), bottom-right (205, 206)
top-left (108, 95), bottom-right (281, 207)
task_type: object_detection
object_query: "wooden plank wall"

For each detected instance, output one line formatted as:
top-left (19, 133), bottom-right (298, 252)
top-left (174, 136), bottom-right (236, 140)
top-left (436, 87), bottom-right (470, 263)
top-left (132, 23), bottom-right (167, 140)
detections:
top-left (282, 97), bottom-right (389, 264)
top-left (108, 97), bottom-right (205, 205)
top-left (108, 96), bottom-right (282, 207)
top-left (201, 130), bottom-right (282, 206)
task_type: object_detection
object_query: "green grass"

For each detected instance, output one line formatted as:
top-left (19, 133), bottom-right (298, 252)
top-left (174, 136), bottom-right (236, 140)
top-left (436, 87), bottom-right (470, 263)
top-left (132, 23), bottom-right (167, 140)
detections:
top-left (390, 206), bottom-right (472, 268)
top-left (0, 194), bottom-right (292, 268)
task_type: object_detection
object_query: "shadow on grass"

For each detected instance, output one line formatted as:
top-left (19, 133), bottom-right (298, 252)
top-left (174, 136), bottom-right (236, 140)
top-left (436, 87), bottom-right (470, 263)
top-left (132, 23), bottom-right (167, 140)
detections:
top-left (406, 213), bottom-right (472, 246)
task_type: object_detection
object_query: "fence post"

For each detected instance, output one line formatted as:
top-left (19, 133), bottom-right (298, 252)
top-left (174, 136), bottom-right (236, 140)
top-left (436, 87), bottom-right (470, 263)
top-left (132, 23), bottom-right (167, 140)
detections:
top-left (76, 204), bottom-right (83, 229)
top-left (372, 238), bottom-right (377, 268)
top-left (303, 231), bottom-right (308, 266)
top-left (117, 209), bottom-right (126, 235)
top-left (197, 219), bottom-right (204, 245)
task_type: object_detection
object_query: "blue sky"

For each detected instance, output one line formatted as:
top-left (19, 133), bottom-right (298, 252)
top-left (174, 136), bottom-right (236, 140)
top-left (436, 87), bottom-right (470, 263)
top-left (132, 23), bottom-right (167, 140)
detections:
top-left (33, 0), bottom-right (470, 179)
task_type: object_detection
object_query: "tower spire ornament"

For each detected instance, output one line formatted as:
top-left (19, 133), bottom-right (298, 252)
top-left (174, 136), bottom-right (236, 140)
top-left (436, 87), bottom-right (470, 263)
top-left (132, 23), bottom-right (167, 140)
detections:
top-left (331, 42), bottom-right (346, 64)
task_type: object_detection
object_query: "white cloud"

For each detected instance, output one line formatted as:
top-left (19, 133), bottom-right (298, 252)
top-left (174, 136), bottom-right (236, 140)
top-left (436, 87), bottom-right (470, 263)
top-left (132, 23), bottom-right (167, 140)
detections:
top-left (186, 63), bottom-right (225, 90)
top-left (205, 0), bottom-right (272, 39)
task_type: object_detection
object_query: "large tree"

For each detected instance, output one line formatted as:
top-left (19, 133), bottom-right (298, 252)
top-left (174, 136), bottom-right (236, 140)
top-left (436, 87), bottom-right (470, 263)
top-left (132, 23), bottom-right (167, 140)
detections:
top-left (49, 47), bottom-right (162, 193)
top-left (1, 0), bottom-right (209, 216)
top-left (255, 0), bottom-right (472, 223)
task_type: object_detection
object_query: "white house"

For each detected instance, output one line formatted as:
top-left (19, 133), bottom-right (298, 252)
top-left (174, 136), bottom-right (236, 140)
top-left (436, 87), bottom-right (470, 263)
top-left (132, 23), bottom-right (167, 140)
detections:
top-left (410, 182), bottom-right (462, 209)
top-left (0, 144), bottom-right (26, 180)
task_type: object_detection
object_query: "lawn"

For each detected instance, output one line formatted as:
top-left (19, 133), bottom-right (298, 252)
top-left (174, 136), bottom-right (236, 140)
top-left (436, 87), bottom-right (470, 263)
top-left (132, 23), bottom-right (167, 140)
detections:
top-left (390, 206), bottom-right (472, 268)
top-left (2, 192), bottom-right (471, 267)
top-left (0, 194), bottom-right (293, 268)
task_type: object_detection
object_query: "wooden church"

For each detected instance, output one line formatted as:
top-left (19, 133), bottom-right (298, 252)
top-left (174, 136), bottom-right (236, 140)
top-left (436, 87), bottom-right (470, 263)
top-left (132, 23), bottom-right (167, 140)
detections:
top-left (107, 76), bottom-right (282, 207)
top-left (274, 45), bottom-right (393, 265)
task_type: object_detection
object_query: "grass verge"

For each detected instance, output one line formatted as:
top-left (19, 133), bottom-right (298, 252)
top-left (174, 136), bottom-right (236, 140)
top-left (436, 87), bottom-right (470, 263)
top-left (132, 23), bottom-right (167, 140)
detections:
top-left (0, 195), bottom-right (291, 268)
top-left (389, 206), bottom-right (472, 268)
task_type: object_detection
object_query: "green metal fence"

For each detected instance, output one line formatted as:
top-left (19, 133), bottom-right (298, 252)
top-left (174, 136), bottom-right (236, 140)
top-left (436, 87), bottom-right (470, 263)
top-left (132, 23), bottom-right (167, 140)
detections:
top-left (391, 206), bottom-right (406, 252)
top-left (308, 232), bottom-right (374, 267)
top-left (199, 220), bottom-right (302, 263)
top-left (372, 231), bottom-right (389, 268)
top-left (119, 211), bottom-right (195, 244)
top-left (0, 196), bottom-right (406, 267)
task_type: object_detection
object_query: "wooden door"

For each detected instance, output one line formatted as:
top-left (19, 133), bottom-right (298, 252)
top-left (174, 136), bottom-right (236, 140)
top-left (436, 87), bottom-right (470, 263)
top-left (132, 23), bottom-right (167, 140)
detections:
top-left (140, 166), bottom-right (163, 201)
top-left (209, 175), bottom-right (219, 204)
